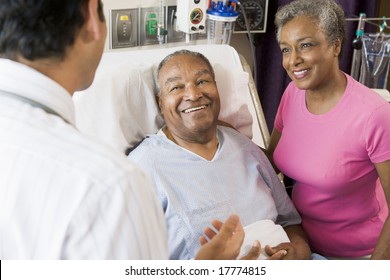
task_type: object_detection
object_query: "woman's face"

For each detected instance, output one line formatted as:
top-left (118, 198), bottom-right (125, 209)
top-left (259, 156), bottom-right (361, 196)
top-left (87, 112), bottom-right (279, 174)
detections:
top-left (279, 16), bottom-right (341, 92)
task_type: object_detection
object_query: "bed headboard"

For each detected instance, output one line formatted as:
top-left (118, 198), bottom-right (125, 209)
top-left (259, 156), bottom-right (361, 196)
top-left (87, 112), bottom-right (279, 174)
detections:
top-left (73, 44), bottom-right (269, 152)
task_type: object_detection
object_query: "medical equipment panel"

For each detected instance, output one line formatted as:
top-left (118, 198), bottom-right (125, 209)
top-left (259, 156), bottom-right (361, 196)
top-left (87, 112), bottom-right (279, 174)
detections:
top-left (176, 0), bottom-right (208, 34)
top-left (110, 9), bottom-right (138, 49)
top-left (140, 7), bottom-right (166, 46)
top-left (234, 0), bottom-right (268, 33)
top-left (167, 5), bottom-right (186, 42)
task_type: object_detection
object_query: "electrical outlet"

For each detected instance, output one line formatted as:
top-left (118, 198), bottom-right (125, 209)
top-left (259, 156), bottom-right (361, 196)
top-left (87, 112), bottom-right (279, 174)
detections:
top-left (110, 9), bottom-right (138, 49)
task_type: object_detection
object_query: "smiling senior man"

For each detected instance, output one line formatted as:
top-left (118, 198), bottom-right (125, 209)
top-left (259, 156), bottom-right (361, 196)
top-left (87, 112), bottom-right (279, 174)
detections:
top-left (127, 49), bottom-right (312, 260)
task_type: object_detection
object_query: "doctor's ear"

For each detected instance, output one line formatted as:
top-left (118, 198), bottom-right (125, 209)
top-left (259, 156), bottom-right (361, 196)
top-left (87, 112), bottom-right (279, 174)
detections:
top-left (81, 0), bottom-right (105, 42)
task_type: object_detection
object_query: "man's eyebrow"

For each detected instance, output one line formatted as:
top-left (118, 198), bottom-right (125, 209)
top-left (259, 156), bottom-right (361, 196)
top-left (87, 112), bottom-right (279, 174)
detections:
top-left (196, 69), bottom-right (212, 76)
top-left (163, 68), bottom-right (212, 86)
top-left (164, 76), bottom-right (181, 86)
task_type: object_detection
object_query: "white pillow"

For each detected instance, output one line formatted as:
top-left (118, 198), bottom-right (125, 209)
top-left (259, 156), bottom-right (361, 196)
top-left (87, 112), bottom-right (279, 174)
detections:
top-left (73, 61), bottom-right (164, 152)
top-left (213, 63), bottom-right (252, 139)
top-left (73, 48), bottom-right (253, 152)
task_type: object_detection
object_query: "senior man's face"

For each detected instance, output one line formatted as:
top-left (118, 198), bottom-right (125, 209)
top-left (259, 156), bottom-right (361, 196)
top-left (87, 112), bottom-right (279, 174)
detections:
top-left (157, 54), bottom-right (220, 141)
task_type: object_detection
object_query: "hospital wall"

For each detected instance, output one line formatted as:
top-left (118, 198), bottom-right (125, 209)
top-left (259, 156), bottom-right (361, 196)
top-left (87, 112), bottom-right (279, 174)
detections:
top-left (101, 0), bottom-right (390, 90)
top-left (102, 0), bottom-right (199, 52)
top-left (100, 0), bottom-right (254, 70)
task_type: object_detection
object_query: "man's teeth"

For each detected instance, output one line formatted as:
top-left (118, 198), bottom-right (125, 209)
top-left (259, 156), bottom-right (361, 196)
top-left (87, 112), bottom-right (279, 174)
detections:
top-left (184, 105), bottom-right (207, 113)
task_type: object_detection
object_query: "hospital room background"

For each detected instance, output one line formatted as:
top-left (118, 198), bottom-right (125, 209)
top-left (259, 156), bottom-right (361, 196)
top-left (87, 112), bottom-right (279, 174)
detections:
top-left (74, 0), bottom-right (390, 157)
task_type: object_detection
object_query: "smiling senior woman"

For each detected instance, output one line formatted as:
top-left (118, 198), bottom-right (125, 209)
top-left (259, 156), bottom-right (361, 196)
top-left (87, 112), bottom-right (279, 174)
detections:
top-left (265, 0), bottom-right (390, 259)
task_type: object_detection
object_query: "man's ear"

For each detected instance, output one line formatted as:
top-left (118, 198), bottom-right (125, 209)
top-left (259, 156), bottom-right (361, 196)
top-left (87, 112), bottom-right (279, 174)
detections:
top-left (156, 93), bottom-right (163, 114)
top-left (81, 0), bottom-right (104, 42)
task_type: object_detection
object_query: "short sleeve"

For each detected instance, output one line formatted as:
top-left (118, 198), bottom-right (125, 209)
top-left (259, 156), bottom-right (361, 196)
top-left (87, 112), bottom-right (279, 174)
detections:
top-left (274, 82), bottom-right (296, 133)
top-left (365, 103), bottom-right (390, 163)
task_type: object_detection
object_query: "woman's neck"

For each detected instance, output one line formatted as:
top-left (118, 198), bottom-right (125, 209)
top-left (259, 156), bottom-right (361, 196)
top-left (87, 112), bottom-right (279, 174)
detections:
top-left (305, 71), bottom-right (347, 115)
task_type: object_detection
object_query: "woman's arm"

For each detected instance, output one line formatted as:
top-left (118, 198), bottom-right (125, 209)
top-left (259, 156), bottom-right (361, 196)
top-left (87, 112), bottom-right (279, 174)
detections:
top-left (264, 128), bottom-right (282, 173)
top-left (371, 159), bottom-right (390, 259)
top-left (264, 224), bottom-right (312, 260)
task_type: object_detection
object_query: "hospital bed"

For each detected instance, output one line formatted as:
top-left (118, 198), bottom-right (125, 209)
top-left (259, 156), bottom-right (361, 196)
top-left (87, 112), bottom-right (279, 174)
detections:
top-left (73, 44), bottom-right (270, 153)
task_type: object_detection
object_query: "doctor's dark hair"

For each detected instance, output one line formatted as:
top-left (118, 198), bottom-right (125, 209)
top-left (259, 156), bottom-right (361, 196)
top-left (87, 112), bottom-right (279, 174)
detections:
top-left (155, 49), bottom-right (216, 94)
top-left (274, 0), bottom-right (346, 49)
top-left (0, 0), bottom-right (105, 61)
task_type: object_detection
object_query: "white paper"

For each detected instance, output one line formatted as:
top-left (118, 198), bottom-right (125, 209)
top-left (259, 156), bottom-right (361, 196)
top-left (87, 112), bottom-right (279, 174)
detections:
top-left (239, 220), bottom-right (290, 260)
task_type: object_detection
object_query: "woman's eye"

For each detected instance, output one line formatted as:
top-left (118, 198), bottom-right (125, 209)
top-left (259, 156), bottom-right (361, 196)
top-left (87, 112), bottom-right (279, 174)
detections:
top-left (281, 48), bottom-right (290, 54)
top-left (301, 43), bottom-right (312, 48)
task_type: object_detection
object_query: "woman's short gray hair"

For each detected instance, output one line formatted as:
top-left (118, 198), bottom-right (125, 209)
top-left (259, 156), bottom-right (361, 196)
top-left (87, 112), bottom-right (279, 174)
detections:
top-left (275, 0), bottom-right (346, 47)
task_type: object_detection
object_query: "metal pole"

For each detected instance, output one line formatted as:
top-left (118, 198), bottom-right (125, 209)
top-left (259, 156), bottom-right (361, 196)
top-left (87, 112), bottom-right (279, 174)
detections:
top-left (351, 13), bottom-right (366, 80)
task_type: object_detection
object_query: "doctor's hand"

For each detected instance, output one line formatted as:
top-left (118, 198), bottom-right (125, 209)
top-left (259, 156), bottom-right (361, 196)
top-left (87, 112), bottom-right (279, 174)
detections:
top-left (195, 214), bottom-right (261, 260)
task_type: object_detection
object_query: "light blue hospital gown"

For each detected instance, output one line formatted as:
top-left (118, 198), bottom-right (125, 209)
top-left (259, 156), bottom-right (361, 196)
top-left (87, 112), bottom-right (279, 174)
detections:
top-left (128, 126), bottom-right (301, 259)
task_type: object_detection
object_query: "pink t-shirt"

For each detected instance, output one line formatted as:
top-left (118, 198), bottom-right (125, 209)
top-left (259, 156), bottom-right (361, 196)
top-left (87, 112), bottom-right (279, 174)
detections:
top-left (274, 74), bottom-right (390, 258)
